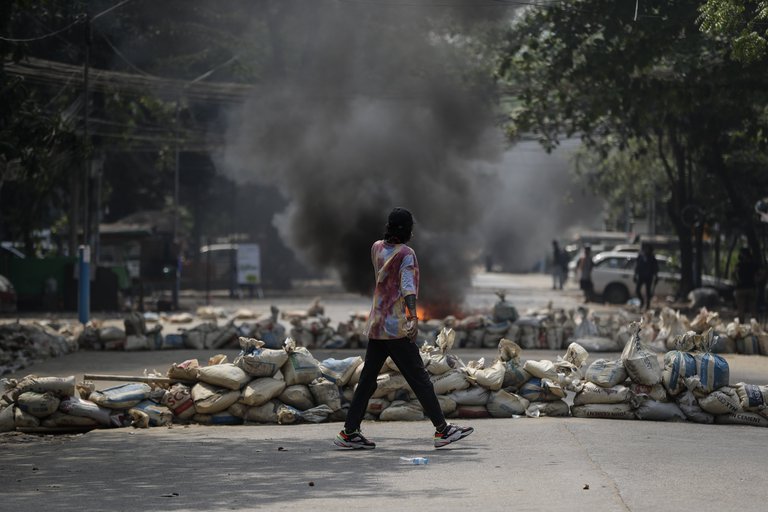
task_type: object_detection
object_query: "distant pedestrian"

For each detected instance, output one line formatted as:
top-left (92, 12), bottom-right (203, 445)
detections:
top-left (734, 247), bottom-right (759, 321)
top-left (577, 245), bottom-right (594, 303)
top-left (551, 240), bottom-right (567, 290)
top-left (334, 207), bottom-right (473, 450)
top-left (633, 243), bottom-right (659, 310)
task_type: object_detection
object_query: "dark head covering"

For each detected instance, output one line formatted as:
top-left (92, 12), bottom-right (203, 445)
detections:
top-left (384, 207), bottom-right (414, 243)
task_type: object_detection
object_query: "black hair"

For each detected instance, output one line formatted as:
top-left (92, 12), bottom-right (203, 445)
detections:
top-left (384, 207), bottom-right (414, 243)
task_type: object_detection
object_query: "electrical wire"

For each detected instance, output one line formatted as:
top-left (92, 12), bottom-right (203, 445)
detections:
top-left (0, 0), bottom-right (137, 44)
top-left (0, 15), bottom-right (86, 43)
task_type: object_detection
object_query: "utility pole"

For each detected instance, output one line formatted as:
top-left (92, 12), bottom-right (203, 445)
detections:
top-left (82, 10), bottom-right (91, 247)
top-left (79, 8), bottom-right (92, 324)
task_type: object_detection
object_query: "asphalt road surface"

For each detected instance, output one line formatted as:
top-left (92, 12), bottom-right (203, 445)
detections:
top-left (2, 272), bottom-right (768, 512)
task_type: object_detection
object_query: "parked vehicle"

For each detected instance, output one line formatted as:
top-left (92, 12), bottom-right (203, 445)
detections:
top-left (590, 251), bottom-right (732, 304)
top-left (0, 274), bottom-right (18, 312)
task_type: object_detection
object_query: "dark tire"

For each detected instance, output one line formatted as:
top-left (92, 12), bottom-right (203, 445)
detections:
top-left (603, 283), bottom-right (630, 304)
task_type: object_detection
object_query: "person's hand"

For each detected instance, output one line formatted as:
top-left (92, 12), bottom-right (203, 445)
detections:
top-left (406, 317), bottom-right (419, 342)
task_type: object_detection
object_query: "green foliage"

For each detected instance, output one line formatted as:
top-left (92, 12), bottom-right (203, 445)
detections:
top-left (498, 0), bottom-right (768, 293)
top-left (699, 0), bottom-right (768, 62)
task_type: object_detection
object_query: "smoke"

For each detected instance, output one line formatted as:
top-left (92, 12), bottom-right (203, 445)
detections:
top-left (219, 1), bottom-right (506, 314)
top-left (482, 140), bottom-right (605, 272)
top-left (218, 2), bottom-right (603, 313)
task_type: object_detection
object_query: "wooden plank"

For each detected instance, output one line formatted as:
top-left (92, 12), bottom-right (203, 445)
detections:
top-left (82, 374), bottom-right (179, 384)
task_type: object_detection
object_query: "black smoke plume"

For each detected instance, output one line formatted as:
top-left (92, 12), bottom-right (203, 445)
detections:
top-left (221, 2), bottom-right (506, 315)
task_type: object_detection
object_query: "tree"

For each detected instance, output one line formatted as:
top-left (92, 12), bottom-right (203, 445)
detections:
top-left (498, 0), bottom-right (768, 296)
top-left (699, 0), bottom-right (768, 62)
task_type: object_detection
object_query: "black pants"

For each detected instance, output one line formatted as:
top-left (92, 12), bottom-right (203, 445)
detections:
top-left (636, 278), bottom-right (653, 309)
top-left (344, 337), bottom-right (445, 431)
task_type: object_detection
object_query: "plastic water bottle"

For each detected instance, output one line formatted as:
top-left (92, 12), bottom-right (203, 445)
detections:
top-left (400, 457), bottom-right (429, 465)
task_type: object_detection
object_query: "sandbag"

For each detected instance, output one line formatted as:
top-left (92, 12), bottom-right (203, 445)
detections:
top-left (193, 410), bottom-right (244, 425)
top-left (563, 342), bottom-right (589, 368)
top-left (129, 401), bottom-right (173, 427)
top-left (571, 403), bottom-right (635, 420)
top-left (10, 375), bottom-right (76, 400)
top-left (16, 392), bottom-right (60, 418)
top-left (161, 383), bottom-right (195, 420)
top-left (437, 395), bottom-right (457, 415)
top-left (234, 337), bottom-right (289, 377)
top-left (309, 378), bottom-right (342, 411)
top-left (662, 350), bottom-right (697, 396)
top-left (634, 399), bottom-right (686, 422)
top-left (573, 383), bottom-right (632, 406)
top-left (320, 357), bottom-right (363, 386)
top-left (526, 400), bottom-right (570, 418)
top-left (734, 383), bottom-right (768, 412)
top-left (426, 329), bottom-right (462, 375)
top-left (282, 339), bottom-right (322, 386)
top-left (240, 378), bottom-right (287, 406)
top-left (698, 387), bottom-right (741, 415)
top-left (90, 383), bottom-right (152, 409)
top-left (628, 383), bottom-right (667, 402)
top-left (276, 404), bottom-right (301, 425)
top-left (502, 359), bottom-right (530, 391)
top-left (573, 336), bottom-right (620, 352)
top-left (348, 363), bottom-right (364, 386)
top-left (167, 359), bottom-right (200, 381)
top-left (244, 400), bottom-right (280, 423)
top-left (453, 404), bottom-right (489, 418)
top-left (0, 406), bottom-right (15, 432)
top-left (366, 398), bottom-right (390, 416)
top-left (430, 370), bottom-right (469, 395)
top-left (59, 395), bottom-right (119, 427)
top-left (14, 408), bottom-right (40, 428)
top-left (585, 359), bottom-right (627, 388)
top-left (715, 411), bottom-right (768, 428)
top-left (41, 411), bottom-right (100, 428)
top-left (298, 404), bottom-right (334, 423)
top-left (486, 390), bottom-right (529, 418)
top-left (278, 385), bottom-right (315, 411)
top-left (676, 391), bottom-right (714, 424)
top-left (621, 324), bottom-right (662, 385)
top-left (191, 383), bottom-right (240, 414)
top-left (523, 360), bottom-right (558, 381)
top-left (379, 400), bottom-right (424, 421)
top-left (466, 359), bottom-right (505, 391)
top-left (372, 373), bottom-right (411, 398)
top-left (736, 334), bottom-right (761, 355)
top-left (448, 386), bottom-right (490, 406)
top-left (518, 378), bottom-right (566, 402)
top-left (694, 329), bottom-right (730, 393)
top-left (196, 364), bottom-right (250, 391)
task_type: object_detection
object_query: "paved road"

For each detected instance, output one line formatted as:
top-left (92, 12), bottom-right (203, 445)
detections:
top-left (3, 272), bottom-right (768, 512)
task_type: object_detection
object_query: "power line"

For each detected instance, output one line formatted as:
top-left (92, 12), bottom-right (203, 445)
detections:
top-left (0, 15), bottom-right (86, 43)
top-left (0, 0), bottom-right (137, 44)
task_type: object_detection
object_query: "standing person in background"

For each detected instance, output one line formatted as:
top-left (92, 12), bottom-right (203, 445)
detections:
top-left (633, 243), bottom-right (659, 310)
top-left (551, 240), bottom-right (567, 290)
top-left (334, 207), bottom-right (473, 450)
top-left (577, 245), bottom-right (594, 303)
top-left (734, 246), bottom-right (759, 321)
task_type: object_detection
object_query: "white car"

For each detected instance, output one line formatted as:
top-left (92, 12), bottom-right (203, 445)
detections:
top-left (589, 251), bottom-right (732, 304)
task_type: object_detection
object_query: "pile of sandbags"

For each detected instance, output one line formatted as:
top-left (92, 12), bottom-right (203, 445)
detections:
top-left (0, 322), bottom-right (77, 376)
top-left (7, 318), bottom-right (768, 434)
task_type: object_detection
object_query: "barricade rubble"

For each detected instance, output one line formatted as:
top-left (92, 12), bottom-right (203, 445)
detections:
top-left (3, 321), bottom-right (768, 434)
top-left (4, 293), bottom-right (768, 377)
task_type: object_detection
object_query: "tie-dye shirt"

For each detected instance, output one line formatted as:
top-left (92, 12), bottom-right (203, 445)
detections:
top-left (365, 240), bottom-right (419, 340)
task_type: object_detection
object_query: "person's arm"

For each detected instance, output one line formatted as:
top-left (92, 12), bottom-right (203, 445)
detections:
top-left (404, 294), bottom-right (418, 340)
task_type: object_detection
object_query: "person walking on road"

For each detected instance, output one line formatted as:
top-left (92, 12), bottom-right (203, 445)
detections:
top-left (577, 245), bottom-right (594, 303)
top-left (633, 243), bottom-right (659, 310)
top-left (551, 240), bottom-right (568, 290)
top-left (334, 207), bottom-right (474, 450)
top-left (734, 246), bottom-right (760, 321)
